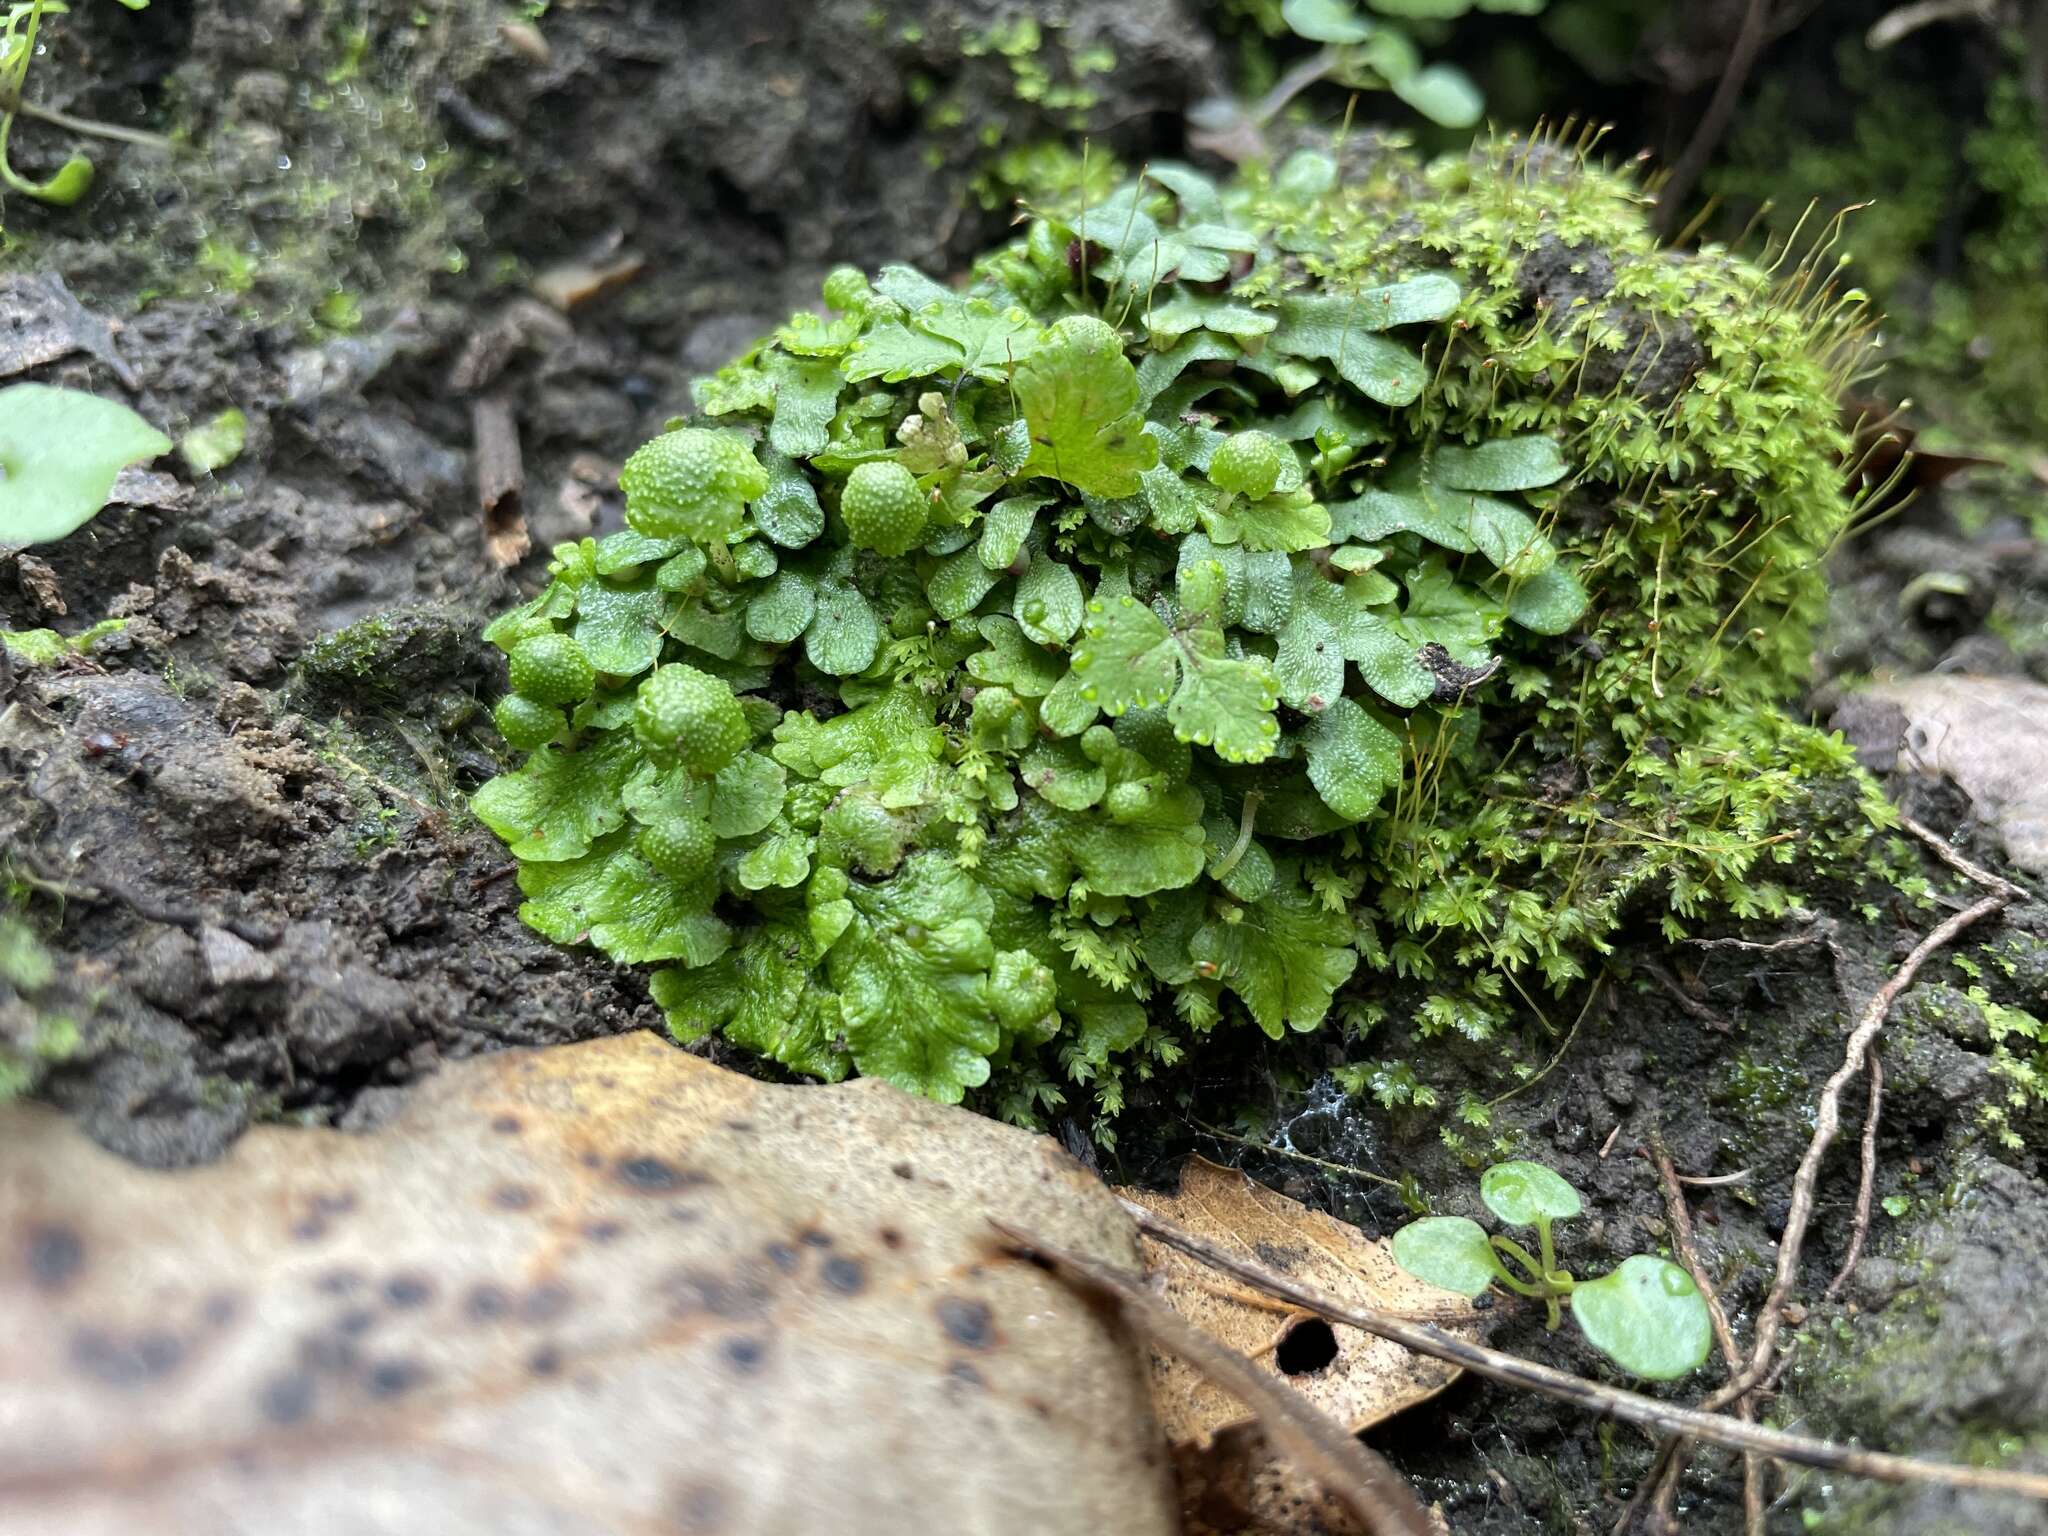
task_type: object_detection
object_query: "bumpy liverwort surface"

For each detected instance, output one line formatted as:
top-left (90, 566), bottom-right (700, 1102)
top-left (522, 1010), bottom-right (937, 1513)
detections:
top-left (474, 137), bottom-right (1886, 1126)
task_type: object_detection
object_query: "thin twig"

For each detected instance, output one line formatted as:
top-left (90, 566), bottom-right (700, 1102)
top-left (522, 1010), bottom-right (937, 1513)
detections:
top-left (1639, 956), bottom-right (1729, 1031)
top-left (1488, 977), bottom-right (1602, 1108)
top-left (1611, 1437), bottom-right (1683, 1536)
top-left (1250, 46), bottom-right (1340, 128)
top-left (0, 87), bottom-right (173, 149)
top-left (1653, 1144), bottom-right (1764, 1536)
top-left (1682, 933), bottom-right (1828, 954)
top-left (1675, 1167), bottom-right (1754, 1189)
top-left (327, 747), bottom-right (439, 819)
top-left (1826, 1053), bottom-right (1885, 1302)
top-left (1898, 813), bottom-right (2030, 902)
top-left (990, 1220), bottom-right (1433, 1536)
top-left (1654, 1149), bottom-right (1743, 1390)
top-left (1867, 0), bottom-right (1997, 50)
top-left (1701, 887), bottom-right (2012, 1413)
top-left (1121, 1202), bottom-right (2048, 1502)
top-left (1656, 0), bottom-right (1773, 237)
top-left (1810, 812), bottom-right (2027, 1310)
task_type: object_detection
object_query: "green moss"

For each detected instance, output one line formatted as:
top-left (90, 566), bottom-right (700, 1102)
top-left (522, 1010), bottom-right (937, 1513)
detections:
top-left (20, 1), bottom-right (500, 332)
top-left (971, 141), bottom-right (1125, 213)
top-left (472, 133), bottom-right (1886, 1126)
top-left (0, 618), bottom-right (125, 665)
top-left (921, 13), bottom-right (1127, 160)
top-left (1241, 137), bottom-right (1889, 1001)
top-left (1715, 1051), bottom-right (1808, 1116)
top-left (295, 606), bottom-right (475, 708)
top-left (0, 911), bottom-right (83, 1101)
top-left (1784, 1151), bottom-right (2048, 1533)
top-left (1713, 35), bottom-right (2048, 449)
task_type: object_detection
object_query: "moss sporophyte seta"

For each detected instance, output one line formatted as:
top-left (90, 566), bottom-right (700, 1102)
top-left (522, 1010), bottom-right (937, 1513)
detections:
top-left (473, 134), bottom-right (1894, 1129)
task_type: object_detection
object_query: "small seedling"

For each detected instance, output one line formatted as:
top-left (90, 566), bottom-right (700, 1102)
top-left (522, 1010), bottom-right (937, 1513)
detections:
top-left (0, 383), bottom-right (171, 546)
top-left (0, 1), bottom-right (154, 208)
top-left (1391, 1160), bottom-right (1714, 1380)
top-left (1275, 0), bottom-right (1532, 129)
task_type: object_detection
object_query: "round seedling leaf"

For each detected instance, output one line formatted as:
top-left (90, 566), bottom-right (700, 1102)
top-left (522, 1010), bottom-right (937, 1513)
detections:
top-left (0, 384), bottom-right (172, 546)
top-left (1480, 1160), bottom-right (1582, 1228)
top-left (1282, 0), bottom-right (1375, 42)
top-left (1570, 1256), bottom-right (1714, 1381)
top-left (1390, 62), bottom-right (1484, 129)
top-left (1389, 1216), bottom-right (1500, 1299)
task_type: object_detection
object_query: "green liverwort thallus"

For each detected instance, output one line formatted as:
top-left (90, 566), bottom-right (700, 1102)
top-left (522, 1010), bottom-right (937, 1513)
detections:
top-left (471, 141), bottom-right (1866, 1128)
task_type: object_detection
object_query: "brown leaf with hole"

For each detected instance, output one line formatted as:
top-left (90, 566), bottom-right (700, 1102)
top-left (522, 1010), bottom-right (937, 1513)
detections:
top-left (0, 1032), bottom-right (1176, 1535)
top-left (1124, 1159), bottom-right (1482, 1536)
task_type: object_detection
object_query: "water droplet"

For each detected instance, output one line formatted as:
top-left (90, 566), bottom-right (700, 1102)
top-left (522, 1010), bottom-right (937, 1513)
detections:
top-left (1659, 1267), bottom-right (1695, 1298)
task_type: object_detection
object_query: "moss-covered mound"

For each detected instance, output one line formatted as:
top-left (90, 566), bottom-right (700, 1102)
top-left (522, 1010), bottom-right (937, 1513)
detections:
top-left (471, 133), bottom-right (1889, 1125)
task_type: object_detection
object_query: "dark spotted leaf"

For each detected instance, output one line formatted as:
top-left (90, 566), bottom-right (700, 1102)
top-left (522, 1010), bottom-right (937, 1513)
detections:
top-left (0, 1036), bottom-right (1176, 1534)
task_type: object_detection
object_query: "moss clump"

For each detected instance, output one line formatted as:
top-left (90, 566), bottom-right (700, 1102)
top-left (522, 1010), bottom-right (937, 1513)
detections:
top-left (15, 0), bottom-right (495, 329)
top-left (1712, 36), bottom-right (2048, 450)
top-left (0, 911), bottom-right (82, 1100)
top-left (1785, 1154), bottom-right (2048, 1536)
top-left (473, 132), bottom-right (1880, 1124)
top-left (296, 605), bottom-right (479, 708)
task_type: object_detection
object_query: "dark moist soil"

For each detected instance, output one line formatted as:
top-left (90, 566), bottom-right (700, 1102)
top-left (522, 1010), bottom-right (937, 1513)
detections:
top-left (3, 4), bottom-right (2047, 1534)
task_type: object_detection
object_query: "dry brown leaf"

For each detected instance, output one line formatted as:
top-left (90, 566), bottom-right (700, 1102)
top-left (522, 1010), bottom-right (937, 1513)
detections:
top-left (1127, 1158), bottom-right (1481, 1446)
top-left (1174, 1421), bottom-right (1452, 1536)
top-left (0, 1032), bottom-right (1176, 1536)
top-left (1125, 1159), bottom-right (1483, 1535)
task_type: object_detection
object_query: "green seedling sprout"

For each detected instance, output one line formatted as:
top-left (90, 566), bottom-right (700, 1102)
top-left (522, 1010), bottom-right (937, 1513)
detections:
top-left (0, 383), bottom-right (171, 546)
top-left (1391, 1159), bottom-right (1714, 1380)
top-left (0, 1), bottom-right (156, 209)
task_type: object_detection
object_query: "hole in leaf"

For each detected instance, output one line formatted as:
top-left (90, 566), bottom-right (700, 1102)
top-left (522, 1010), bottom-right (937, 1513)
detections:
top-left (1275, 1316), bottom-right (1339, 1375)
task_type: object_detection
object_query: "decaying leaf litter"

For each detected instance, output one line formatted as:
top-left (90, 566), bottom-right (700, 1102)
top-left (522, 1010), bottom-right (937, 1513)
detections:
top-left (0, 1034), bottom-right (1181, 1536)
top-left (6, 1), bottom-right (2048, 1532)
top-left (10, 1024), bottom-right (2048, 1533)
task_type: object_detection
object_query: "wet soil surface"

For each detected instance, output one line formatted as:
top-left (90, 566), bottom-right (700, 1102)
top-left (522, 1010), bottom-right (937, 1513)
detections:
top-left (3, 4), bottom-right (2046, 1533)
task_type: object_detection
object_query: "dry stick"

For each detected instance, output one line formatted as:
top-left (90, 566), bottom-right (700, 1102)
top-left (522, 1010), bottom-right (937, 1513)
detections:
top-left (1819, 815), bottom-right (2022, 1304)
top-left (1188, 1118), bottom-right (1402, 1190)
top-left (1699, 887), bottom-right (2013, 1415)
top-left (472, 393), bottom-right (529, 568)
top-left (988, 1221), bottom-right (1433, 1536)
top-left (0, 87), bottom-right (173, 149)
top-left (1655, 0), bottom-right (1774, 238)
top-left (1898, 812), bottom-right (2030, 902)
top-left (1611, 1439), bottom-right (1684, 1536)
top-left (1121, 1201), bottom-right (2048, 1502)
top-left (1825, 1051), bottom-right (1885, 1302)
top-left (1675, 1167), bottom-right (1753, 1189)
top-left (1685, 917), bottom-right (1857, 1028)
top-left (1682, 932), bottom-right (1829, 954)
top-left (1639, 956), bottom-right (1730, 1031)
top-left (1645, 1146), bottom-right (1765, 1536)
